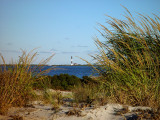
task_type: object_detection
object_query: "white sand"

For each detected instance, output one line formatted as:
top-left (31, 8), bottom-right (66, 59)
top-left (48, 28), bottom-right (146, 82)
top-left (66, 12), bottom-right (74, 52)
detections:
top-left (1, 103), bottom-right (121, 120)
top-left (0, 89), bottom-right (152, 120)
top-left (0, 102), bottom-right (152, 120)
top-left (1, 102), bottom-right (150, 120)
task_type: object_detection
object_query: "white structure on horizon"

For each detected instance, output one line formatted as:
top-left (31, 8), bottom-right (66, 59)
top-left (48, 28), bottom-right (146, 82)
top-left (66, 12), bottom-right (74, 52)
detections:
top-left (71, 56), bottom-right (73, 66)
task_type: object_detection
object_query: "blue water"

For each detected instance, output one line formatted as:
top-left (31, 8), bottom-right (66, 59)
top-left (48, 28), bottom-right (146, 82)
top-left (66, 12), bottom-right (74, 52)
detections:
top-left (1, 65), bottom-right (97, 78)
top-left (43, 66), bottom-right (96, 78)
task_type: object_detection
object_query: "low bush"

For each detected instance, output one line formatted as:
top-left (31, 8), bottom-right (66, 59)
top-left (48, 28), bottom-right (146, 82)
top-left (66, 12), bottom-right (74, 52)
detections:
top-left (51, 74), bottom-right (81, 90)
top-left (33, 74), bottom-right (83, 91)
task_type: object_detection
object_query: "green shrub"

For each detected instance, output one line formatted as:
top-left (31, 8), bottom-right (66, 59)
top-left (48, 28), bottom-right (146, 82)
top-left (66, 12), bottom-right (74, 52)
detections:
top-left (81, 76), bottom-right (97, 84)
top-left (33, 74), bottom-right (96, 91)
top-left (33, 76), bottom-right (52, 89)
top-left (50, 74), bottom-right (81, 90)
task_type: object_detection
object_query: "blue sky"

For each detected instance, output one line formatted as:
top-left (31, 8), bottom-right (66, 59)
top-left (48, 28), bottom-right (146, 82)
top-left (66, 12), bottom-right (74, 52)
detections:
top-left (0, 0), bottom-right (159, 65)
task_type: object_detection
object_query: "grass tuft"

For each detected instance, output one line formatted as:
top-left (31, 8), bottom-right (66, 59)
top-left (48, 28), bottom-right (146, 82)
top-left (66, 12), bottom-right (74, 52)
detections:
top-left (0, 49), bottom-right (54, 114)
top-left (89, 8), bottom-right (160, 109)
top-left (73, 82), bottom-right (108, 106)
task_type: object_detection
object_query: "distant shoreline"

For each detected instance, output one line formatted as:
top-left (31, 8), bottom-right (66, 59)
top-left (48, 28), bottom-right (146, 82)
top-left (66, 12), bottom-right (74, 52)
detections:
top-left (0, 64), bottom-right (92, 66)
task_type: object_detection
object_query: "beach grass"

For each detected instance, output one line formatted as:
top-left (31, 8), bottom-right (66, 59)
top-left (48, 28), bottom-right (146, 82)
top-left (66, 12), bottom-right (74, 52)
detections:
top-left (73, 81), bottom-right (108, 106)
top-left (88, 8), bottom-right (160, 109)
top-left (0, 49), bottom-right (54, 114)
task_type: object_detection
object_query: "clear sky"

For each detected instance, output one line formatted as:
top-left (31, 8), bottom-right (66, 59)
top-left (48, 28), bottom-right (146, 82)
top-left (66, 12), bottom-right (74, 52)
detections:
top-left (0, 0), bottom-right (159, 65)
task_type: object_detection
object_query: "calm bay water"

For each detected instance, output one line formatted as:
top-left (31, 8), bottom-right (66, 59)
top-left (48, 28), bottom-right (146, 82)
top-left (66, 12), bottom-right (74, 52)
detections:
top-left (1, 65), bottom-right (97, 78)
top-left (42, 65), bottom-right (96, 78)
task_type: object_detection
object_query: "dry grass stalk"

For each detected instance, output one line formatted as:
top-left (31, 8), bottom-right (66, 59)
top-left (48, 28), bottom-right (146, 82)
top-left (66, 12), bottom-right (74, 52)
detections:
top-left (0, 49), bottom-right (54, 114)
top-left (89, 8), bottom-right (160, 109)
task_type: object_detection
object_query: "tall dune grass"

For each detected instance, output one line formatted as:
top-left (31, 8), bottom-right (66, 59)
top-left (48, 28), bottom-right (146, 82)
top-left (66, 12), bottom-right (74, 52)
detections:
top-left (91, 8), bottom-right (160, 109)
top-left (0, 49), bottom-right (54, 114)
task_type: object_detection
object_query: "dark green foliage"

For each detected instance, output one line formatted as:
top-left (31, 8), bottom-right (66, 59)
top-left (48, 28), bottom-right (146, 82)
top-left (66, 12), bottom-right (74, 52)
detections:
top-left (34, 74), bottom-right (96, 91)
top-left (51, 74), bottom-right (81, 90)
top-left (35, 74), bottom-right (81, 90)
top-left (33, 76), bottom-right (52, 89)
top-left (81, 76), bottom-right (97, 84)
